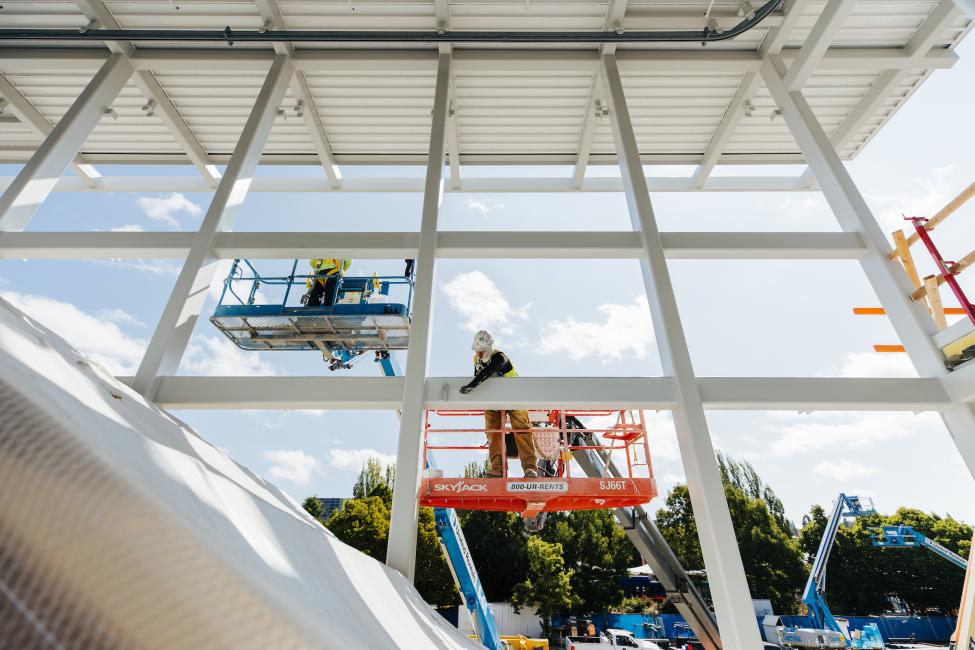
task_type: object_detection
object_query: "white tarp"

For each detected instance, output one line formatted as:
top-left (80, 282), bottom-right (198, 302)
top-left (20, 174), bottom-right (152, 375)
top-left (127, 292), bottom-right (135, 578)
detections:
top-left (0, 297), bottom-right (477, 649)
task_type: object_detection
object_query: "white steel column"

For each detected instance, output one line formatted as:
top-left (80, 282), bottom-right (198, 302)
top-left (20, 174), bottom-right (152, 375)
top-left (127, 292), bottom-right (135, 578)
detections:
top-left (602, 53), bottom-right (762, 648)
top-left (386, 52), bottom-right (451, 580)
top-left (131, 55), bottom-right (293, 399)
top-left (0, 54), bottom-right (132, 231)
top-left (760, 56), bottom-right (975, 478)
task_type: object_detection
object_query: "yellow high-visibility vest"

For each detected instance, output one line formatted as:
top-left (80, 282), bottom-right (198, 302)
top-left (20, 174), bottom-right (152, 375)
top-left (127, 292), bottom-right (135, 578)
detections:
top-left (310, 258), bottom-right (351, 275)
top-left (474, 351), bottom-right (518, 377)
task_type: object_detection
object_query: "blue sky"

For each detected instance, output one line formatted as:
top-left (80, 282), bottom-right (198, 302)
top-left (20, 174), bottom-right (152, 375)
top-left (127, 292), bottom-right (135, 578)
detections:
top-left (3, 39), bottom-right (975, 529)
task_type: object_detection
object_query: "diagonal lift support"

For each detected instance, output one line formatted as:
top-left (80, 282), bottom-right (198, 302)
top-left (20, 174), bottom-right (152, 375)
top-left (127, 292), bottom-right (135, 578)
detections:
top-left (574, 443), bottom-right (721, 650)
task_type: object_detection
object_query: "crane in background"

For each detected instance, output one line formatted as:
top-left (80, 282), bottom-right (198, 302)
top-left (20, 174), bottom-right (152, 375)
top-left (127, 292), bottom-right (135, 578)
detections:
top-left (775, 494), bottom-right (885, 649)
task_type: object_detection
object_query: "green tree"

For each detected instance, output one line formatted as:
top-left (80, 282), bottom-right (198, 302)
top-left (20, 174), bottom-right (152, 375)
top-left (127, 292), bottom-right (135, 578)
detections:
top-left (540, 509), bottom-right (638, 613)
top-left (458, 509), bottom-right (529, 601)
top-left (415, 507), bottom-right (460, 606)
top-left (718, 452), bottom-right (792, 534)
top-left (302, 495), bottom-right (326, 524)
top-left (353, 457), bottom-right (394, 499)
top-left (655, 461), bottom-right (806, 613)
top-left (327, 496), bottom-right (391, 561)
top-left (512, 536), bottom-right (578, 634)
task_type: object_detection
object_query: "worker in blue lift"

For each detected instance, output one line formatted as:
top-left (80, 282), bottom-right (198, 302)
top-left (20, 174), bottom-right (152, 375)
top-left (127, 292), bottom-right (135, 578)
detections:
top-left (460, 330), bottom-right (538, 478)
top-left (302, 258), bottom-right (351, 307)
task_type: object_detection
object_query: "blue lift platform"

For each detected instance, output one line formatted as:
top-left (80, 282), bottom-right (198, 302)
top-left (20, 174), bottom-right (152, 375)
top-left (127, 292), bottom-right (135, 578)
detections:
top-left (210, 259), bottom-right (413, 370)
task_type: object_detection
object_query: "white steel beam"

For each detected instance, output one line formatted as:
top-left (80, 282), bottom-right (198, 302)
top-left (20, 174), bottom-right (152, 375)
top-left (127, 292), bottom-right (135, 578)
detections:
top-left (131, 55), bottom-right (293, 399)
top-left (253, 0), bottom-right (341, 188)
top-left (602, 52), bottom-right (762, 648)
top-left (691, 0), bottom-right (810, 187)
top-left (434, 0), bottom-right (462, 190)
top-left (0, 46), bottom-right (955, 76)
top-left (761, 54), bottom-right (975, 482)
top-left (571, 0), bottom-right (628, 187)
top-left (782, 0), bottom-right (857, 91)
top-left (0, 73), bottom-right (101, 188)
top-left (0, 54), bottom-right (132, 232)
top-left (131, 376), bottom-right (949, 411)
top-left (386, 52), bottom-right (451, 581)
top-left (0, 174), bottom-right (819, 194)
top-left (0, 231), bottom-right (868, 261)
top-left (75, 0), bottom-right (222, 188)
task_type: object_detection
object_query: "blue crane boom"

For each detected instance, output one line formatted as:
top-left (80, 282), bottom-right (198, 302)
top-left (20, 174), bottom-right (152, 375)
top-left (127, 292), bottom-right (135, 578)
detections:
top-left (871, 525), bottom-right (968, 570)
top-left (378, 355), bottom-right (503, 650)
top-left (802, 494), bottom-right (883, 647)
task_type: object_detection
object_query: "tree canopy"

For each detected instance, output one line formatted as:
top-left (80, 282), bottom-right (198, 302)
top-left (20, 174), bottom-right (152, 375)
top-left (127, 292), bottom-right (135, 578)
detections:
top-left (511, 536), bottom-right (578, 633)
top-left (655, 456), bottom-right (807, 613)
top-left (303, 452), bottom-right (970, 621)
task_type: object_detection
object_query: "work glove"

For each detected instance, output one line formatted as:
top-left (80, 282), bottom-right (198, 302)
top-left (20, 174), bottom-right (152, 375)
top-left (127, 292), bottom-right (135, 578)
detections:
top-left (459, 384), bottom-right (475, 395)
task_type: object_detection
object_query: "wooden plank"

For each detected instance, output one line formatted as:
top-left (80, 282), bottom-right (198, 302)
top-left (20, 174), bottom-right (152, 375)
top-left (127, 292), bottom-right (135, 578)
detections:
top-left (911, 247), bottom-right (975, 301)
top-left (893, 229), bottom-right (923, 289)
top-left (889, 179), bottom-right (975, 259)
top-left (925, 275), bottom-right (947, 330)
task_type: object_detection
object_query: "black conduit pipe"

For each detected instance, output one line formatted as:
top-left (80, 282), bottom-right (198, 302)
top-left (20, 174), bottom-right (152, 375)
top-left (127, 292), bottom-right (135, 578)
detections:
top-left (0, 0), bottom-right (782, 46)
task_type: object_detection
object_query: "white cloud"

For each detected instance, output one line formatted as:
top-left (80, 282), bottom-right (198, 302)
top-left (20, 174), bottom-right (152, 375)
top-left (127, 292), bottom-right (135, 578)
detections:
top-left (328, 448), bottom-right (396, 471)
top-left (778, 196), bottom-right (827, 225)
top-left (838, 352), bottom-right (917, 378)
top-left (441, 271), bottom-right (530, 336)
top-left (91, 259), bottom-right (181, 276)
top-left (183, 336), bottom-right (278, 377)
top-left (136, 193), bottom-right (203, 229)
top-left (864, 165), bottom-right (958, 236)
top-left (767, 411), bottom-right (938, 456)
top-left (812, 459), bottom-right (880, 481)
top-left (1, 291), bottom-right (146, 374)
top-left (538, 295), bottom-right (654, 361)
top-left (109, 224), bottom-right (145, 232)
top-left (264, 449), bottom-right (320, 486)
top-left (464, 198), bottom-right (504, 215)
top-left (97, 308), bottom-right (144, 327)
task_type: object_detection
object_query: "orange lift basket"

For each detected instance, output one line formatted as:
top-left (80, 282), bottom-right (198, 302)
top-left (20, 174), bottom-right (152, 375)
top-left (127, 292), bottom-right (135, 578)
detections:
top-left (419, 409), bottom-right (657, 518)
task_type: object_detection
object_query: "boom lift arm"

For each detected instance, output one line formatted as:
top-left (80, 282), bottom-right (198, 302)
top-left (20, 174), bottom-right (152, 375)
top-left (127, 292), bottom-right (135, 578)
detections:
top-left (804, 494), bottom-right (876, 635)
top-left (871, 525), bottom-right (968, 570)
top-left (572, 431), bottom-right (721, 650)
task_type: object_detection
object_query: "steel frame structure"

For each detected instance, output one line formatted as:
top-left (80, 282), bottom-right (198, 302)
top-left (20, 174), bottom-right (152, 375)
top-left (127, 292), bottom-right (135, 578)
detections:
top-left (1, 1), bottom-right (974, 648)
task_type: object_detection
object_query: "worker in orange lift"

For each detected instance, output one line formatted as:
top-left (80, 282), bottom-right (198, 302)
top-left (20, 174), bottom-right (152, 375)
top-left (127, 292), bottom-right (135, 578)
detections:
top-left (459, 330), bottom-right (538, 478)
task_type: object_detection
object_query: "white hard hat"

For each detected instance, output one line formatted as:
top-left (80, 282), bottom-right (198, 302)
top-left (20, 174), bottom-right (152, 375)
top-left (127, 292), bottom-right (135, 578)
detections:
top-left (471, 330), bottom-right (494, 352)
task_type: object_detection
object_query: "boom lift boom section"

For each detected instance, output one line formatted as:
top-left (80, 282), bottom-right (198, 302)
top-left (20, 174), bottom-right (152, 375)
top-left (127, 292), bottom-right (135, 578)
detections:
top-left (871, 525), bottom-right (968, 570)
top-left (797, 493), bottom-right (883, 649)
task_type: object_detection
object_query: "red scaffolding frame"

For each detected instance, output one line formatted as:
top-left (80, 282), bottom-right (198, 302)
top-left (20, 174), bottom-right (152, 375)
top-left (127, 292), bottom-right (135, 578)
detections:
top-left (419, 409), bottom-right (657, 518)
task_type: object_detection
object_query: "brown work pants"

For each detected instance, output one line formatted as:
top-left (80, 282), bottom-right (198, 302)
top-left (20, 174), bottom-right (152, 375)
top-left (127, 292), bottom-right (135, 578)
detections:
top-left (485, 409), bottom-right (537, 477)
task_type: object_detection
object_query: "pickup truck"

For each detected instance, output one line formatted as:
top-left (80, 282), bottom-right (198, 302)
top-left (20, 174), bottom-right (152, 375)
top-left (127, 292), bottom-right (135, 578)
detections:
top-left (566, 629), bottom-right (664, 650)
